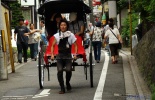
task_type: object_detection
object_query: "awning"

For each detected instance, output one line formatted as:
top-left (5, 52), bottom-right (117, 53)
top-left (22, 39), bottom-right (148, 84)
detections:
top-left (38, 0), bottom-right (92, 15)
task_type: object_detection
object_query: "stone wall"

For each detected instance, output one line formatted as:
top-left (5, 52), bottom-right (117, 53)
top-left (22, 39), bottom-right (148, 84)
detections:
top-left (133, 26), bottom-right (155, 89)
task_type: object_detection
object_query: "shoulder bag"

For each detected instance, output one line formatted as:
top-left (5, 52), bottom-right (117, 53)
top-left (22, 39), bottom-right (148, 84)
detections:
top-left (109, 29), bottom-right (122, 49)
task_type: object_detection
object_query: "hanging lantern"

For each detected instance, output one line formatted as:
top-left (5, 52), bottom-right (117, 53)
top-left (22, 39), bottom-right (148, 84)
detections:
top-left (102, 14), bottom-right (106, 25)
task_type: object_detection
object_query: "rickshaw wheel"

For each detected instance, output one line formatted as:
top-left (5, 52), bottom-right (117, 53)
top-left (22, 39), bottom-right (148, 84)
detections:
top-left (89, 52), bottom-right (93, 87)
top-left (38, 44), bottom-right (45, 89)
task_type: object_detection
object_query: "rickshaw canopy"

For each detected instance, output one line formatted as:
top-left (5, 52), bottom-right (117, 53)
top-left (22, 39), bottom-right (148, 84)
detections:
top-left (38, 0), bottom-right (92, 15)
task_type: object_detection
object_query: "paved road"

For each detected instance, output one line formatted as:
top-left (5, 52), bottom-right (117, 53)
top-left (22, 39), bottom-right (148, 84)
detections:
top-left (0, 50), bottom-right (138, 100)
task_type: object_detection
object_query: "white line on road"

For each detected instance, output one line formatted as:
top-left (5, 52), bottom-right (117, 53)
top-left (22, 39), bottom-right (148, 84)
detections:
top-left (93, 51), bottom-right (109, 100)
top-left (32, 89), bottom-right (50, 99)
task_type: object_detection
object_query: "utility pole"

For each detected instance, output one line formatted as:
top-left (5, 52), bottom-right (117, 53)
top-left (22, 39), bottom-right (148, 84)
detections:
top-left (0, 0), bottom-right (8, 80)
top-left (89, 0), bottom-right (94, 25)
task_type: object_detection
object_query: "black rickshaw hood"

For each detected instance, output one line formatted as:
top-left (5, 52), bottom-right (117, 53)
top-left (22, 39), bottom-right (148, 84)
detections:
top-left (38, 0), bottom-right (92, 15)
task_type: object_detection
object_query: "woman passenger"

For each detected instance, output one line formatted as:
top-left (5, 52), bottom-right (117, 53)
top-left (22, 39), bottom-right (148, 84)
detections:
top-left (51, 20), bottom-right (77, 94)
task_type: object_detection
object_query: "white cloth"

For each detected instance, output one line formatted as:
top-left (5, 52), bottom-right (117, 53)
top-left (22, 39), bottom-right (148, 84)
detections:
top-left (105, 28), bottom-right (120, 44)
top-left (54, 31), bottom-right (77, 45)
top-left (34, 32), bottom-right (41, 42)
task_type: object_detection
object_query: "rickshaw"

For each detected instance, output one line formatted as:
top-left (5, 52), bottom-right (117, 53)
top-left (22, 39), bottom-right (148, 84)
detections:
top-left (37, 0), bottom-right (94, 89)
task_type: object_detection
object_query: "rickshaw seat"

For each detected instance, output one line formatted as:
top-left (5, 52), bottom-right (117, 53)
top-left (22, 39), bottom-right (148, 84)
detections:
top-left (44, 35), bottom-right (87, 64)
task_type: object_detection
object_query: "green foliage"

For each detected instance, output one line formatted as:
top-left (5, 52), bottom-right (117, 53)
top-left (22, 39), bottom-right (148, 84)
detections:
top-left (152, 92), bottom-right (155, 100)
top-left (117, 0), bottom-right (128, 13)
top-left (117, 0), bottom-right (155, 22)
top-left (121, 12), bottom-right (139, 47)
top-left (27, 49), bottom-right (30, 58)
top-left (9, 1), bottom-right (23, 29)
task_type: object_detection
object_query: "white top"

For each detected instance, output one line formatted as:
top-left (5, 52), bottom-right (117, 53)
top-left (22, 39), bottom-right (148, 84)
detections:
top-left (54, 31), bottom-right (77, 45)
top-left (28, 29), bottom-right (38, 44)
top-left (105, 28), bottom-right (120, 44)
top-left (41, 26), bottom-right (45, 34)
top-left (85, 32), bottom-right (90, 39)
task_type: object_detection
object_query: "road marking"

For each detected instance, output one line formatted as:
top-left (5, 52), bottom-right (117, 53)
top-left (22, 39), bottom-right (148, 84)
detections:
top-left (32, 89), bottom-right (50, 99)
top-left (93, 51), bottom-right (109, 100)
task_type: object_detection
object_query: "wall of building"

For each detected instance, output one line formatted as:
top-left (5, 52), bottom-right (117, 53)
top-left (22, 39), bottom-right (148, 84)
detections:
top-left (1, 4), bottom-right (12, 68)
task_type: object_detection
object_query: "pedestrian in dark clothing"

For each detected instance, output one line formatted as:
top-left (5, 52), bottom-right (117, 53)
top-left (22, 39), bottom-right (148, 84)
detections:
top-left (51, 20), bottom-right (77, 94)
top-left (14, 18), bottom-right (30, 63)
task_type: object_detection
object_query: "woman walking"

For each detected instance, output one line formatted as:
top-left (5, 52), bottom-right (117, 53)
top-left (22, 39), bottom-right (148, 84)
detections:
top-left (51, 20), bottom-right (77, 94)
top-left (104, 18), bottom-right (122, 64)
top-left (27, 23), bottom-right (40, 61)
top-left (92, 21), bottom-right (102, 63)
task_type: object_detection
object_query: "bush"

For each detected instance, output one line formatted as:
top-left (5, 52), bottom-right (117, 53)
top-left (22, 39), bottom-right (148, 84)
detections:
top-left (121, 12), bottom-right (139, 47)
top-left (27, 48), bottom-right (30, 58)
top-left (12, 47), bottom-right (31, 58)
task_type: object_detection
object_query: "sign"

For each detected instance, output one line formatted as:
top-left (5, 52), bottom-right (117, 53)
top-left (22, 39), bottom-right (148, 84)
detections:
top-left (21, 0), bottom-right (35, 6)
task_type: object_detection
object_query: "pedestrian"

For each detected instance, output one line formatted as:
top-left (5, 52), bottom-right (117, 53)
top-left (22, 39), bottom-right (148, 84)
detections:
top-left (14, 18), bottom-right (30, 63)
top-left (24, 20), bottom-right (29, 27)
top-left (40, 20), bottom-right (48, 45)
top-left (104, 18), bottom-right (122, 64)
top-left (84, 30), bottom-right (90, 49)
top-left (26, 23), bottom-right (40, 61)
top-left (50, 20), bottom-right (77, 94)
top-left (92, 21), bottom-right (102, 63)
top-left (103, 20), bottom-right (110, 51)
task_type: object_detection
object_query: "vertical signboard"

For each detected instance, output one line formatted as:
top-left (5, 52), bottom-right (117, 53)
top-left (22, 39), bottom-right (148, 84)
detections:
top-left (21, 0), bottom-right (35, 6)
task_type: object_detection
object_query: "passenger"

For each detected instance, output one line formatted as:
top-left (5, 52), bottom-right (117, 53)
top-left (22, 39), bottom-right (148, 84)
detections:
top-left (40, 20), bottom-right (48, 45)
top-left (51, 20), bottom-right (77, 94)
top-left (69, 12), bottom-right (85, 55)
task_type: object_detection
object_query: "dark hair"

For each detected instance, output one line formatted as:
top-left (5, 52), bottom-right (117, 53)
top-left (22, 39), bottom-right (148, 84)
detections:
top-left (54, 13), bottom-right (62, 21)
top-left (109, 18), bottom-right (114, 29)
top-left (58, 20), bottom-right (69, 31)
top-left (18, 18), bottom-right (24, 22)
top-left (29, 23), bottom-right (34, 27)
top-left (40, 20), bottom-right (45, 24)
top-left (95, 21), bottom-right (101, 27)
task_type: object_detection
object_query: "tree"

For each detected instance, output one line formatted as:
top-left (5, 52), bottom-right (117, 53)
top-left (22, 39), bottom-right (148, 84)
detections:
top-left (9, 1), bottom-right (23, 29)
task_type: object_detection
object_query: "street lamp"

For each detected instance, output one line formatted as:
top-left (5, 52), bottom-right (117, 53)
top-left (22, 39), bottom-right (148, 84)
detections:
top-left (128, 0), bottom-right (132, 55)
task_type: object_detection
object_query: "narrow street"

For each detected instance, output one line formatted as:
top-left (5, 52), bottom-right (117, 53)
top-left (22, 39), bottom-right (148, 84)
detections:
top-left (0, 49), bottom-right (150, 100)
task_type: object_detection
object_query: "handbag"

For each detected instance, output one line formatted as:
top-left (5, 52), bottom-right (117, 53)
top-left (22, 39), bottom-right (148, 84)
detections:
top-left (109, 29), bottom-right (122, 49)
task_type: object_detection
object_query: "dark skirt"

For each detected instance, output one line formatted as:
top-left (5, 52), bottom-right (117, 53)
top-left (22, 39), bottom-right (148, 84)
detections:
top-left (109, 43), bottom-right (119, 56)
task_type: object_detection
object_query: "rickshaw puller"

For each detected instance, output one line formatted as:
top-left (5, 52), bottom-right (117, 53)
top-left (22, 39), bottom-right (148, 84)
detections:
top-left (51, 20), bottom-right (77, 94)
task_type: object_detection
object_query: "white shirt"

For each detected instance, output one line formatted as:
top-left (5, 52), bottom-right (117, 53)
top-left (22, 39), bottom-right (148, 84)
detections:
top-left (105, 28), bottom-right (120, 44)
top-left (54, 32), bottom-right (77, 45)
top-left (28, 29), bottom-right (38, 44)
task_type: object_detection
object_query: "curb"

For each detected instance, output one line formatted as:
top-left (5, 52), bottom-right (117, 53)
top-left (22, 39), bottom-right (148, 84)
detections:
top-left (7, 59), bottom-right (32, 74)
top-left (120, 50), bottom-right (151, 100)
